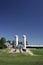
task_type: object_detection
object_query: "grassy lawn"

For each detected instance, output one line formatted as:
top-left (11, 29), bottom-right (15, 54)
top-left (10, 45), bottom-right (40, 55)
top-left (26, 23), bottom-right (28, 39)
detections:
top-left (0, 49), bottom-right (43, 65)
top-left (30, 48), bottom-right (43, 55)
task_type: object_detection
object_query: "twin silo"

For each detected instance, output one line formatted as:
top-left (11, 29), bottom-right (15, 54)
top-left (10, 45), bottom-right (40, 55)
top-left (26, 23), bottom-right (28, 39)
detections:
top-left (14, 35), bottom-right (26, 51)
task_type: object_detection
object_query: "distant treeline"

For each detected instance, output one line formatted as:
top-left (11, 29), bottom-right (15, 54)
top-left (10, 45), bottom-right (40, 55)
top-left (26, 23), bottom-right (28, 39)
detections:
top-left (0, 37), bottom-right (28, 49)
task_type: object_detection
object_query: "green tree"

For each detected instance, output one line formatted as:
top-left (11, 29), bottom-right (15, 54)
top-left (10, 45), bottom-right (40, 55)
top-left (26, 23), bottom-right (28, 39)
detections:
top-left (18, 41), bottom-right (22, 45)
top-left (0, 37), bottom-right (6, 49)
top-left (12, 40), bottom-right (15, 48)
top-left (26, 41), bottom-right (28, 45)
top-left (18, 41), bottom-right (28, 45)
top-left (7, 40), bottom-right (11, 43)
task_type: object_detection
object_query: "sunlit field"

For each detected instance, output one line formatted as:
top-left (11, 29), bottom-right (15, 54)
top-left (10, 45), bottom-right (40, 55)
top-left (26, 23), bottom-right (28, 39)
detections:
top-left (30, 48), bottom-right (43, 55)
top-left (0, 49), bottom-right (43, 65)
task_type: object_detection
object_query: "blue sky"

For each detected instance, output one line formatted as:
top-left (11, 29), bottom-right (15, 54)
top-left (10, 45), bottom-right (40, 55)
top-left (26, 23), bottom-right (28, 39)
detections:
top-left (0, 0), bottom-right (43, 45)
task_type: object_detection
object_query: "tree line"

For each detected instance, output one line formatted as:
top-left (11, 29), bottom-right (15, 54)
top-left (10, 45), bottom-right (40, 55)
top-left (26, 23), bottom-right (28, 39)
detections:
top-left (0, 37), bottom-right (28, 49)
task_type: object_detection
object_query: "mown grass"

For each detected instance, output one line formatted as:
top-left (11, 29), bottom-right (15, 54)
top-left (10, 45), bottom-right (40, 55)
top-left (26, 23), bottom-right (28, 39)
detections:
top-left (0, 49), bottom-right (43, 65)
top-left (30, 48), bottom-right (43, 55)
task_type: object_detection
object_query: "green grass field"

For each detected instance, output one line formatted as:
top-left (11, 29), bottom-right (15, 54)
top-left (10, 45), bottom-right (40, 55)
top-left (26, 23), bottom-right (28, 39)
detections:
top-left (0, 49), bottom-right (43, 65)
top-left (30, 48), bottom-right (43, 55)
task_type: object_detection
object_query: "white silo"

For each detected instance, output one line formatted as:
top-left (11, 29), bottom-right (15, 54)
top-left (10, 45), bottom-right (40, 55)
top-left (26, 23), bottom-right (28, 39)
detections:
top-left (22, 35), bottom-right (26, 51)
top-left (15, 35), bottom-right (18, 47)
